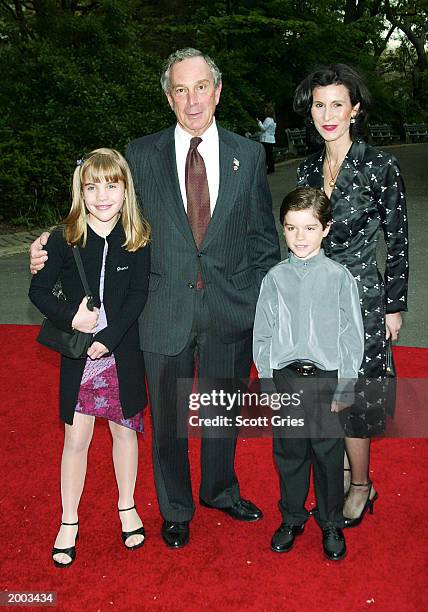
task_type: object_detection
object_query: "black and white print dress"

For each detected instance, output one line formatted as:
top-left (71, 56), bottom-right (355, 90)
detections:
top-left (297, 140), bottom-right (409, 436)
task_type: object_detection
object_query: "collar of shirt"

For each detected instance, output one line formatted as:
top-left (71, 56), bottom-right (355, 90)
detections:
top-left (175, 119), bottom-right (220, 213)
top-left (86, 218), bottom-right (124, 243)
top-left (288, 249), bottom-right (326, 267)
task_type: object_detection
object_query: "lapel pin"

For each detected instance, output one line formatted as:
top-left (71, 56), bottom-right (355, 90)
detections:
top-left (233, 158), bottom-right (240, 171)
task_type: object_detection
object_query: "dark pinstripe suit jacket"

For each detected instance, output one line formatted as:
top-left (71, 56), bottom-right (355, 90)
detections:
top-left (125, 124), bottom-right (280, 357)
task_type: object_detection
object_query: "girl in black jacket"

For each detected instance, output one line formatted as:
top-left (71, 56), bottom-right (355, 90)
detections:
top-left (29, 148), bottom-right (151, 567)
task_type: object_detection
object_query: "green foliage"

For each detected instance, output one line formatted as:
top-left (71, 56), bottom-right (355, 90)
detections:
top-left (0, 3), bottom-right (170, 226)
top-left (0, 0), bottom-right (424, 226)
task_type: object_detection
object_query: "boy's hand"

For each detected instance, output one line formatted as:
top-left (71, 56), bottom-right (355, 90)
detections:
top-left (332, 381), bottom-right (355, 412)
top-left (331, 399), bottom-right (349, 413)
top-left (30, 232), bottom-right (50, 274)
top-left (87, 341), bottom-right (109, 360)
top-left (72, 297), bottom-right (99, 333)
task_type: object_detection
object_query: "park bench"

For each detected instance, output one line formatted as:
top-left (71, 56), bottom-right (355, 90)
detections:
top-left (369, 124), bottom-right (398, 144)
top-left (285, 128), bottom-right (307, 155)
top-left (404, 123), bottom-right (428, 143)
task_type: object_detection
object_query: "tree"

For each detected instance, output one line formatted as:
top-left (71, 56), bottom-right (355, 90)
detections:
top-left (384, 0), bottom-right (428, 103)
top-left (0, 1), bottom-right (168, 225)
top-left (0, 0), bottom-right (421, 226)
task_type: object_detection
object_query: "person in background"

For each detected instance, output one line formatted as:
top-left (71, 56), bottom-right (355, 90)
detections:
top-left (29, 149), bottom-right (151, 567)
top-left (258, 105), bottom-right (277, 174)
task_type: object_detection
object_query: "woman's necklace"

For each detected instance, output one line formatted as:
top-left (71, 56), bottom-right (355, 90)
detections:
top-left (325, 153), bottom-right (342, 188)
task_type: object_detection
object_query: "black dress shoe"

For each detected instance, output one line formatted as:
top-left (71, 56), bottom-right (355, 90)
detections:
top-left (322, 526), bottom-right (346, 561)
top-left (270, 523), bottom-right (305, 553)
top-left (200, 497), bottom-right (263, 522)
top-left (161, 520), bottom-right (189, 548)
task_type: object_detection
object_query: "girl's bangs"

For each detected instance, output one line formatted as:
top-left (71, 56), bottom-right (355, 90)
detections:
top-left (83, 156), bottom-right (125, 184)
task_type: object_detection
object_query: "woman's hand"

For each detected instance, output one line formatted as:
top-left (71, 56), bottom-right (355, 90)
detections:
top-left (385, 312), bottom-right (402, 341)
top-left (72, 297), bottom-right (99, 333)
top-left (87, 341), bottom-right (109, 360)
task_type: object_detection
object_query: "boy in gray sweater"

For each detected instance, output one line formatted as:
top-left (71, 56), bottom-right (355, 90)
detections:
top-left (253, 187), bottom-right (364, 561)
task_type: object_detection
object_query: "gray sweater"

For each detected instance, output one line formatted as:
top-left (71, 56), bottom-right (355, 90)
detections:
top-left (253, 249), bottom-right (364, 403)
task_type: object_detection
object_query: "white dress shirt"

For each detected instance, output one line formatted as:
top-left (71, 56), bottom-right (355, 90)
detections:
top-left (175, 119), bottom-right (220, 213)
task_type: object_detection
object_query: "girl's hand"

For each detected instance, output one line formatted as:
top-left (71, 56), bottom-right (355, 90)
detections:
top-left (72, 297), bottom-right (99, 333)
top-left (87, 341), bottom-right (109, 360)
top-left (385, 312), bottom-right (402, 341)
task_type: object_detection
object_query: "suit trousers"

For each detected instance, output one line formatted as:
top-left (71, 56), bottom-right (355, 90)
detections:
top-left (144, 288), bottom-right (253, 522)
top-left (272, 366), bottom-right (345, 529)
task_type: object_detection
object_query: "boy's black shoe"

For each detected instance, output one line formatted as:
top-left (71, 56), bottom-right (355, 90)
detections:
top-left (270, 522), bottom-right (305, 553)
top-left (322, 526), bottom-right (346, 561)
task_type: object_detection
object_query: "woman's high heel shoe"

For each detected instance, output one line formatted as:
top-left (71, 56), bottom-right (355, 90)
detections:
top-left (118, 505), bottom-right (145, 550)
top-left (52, 521), bottom-right (79, 568)
top-left (343, 482), bottom-right (378, 528)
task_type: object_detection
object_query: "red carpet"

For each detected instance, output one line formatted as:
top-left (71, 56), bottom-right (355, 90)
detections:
top-left (1, 325), bottom-right (427, 611)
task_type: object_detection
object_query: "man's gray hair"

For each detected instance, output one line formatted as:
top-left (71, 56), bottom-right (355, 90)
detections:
top-left (160, 48), bottom-right (222, 93)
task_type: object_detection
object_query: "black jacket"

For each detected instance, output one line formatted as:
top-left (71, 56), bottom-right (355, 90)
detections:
top-left (29, 222), bottom-right (150, 424)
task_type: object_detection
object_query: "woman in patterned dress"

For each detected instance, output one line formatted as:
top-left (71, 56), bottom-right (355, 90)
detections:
top-left (30, 149), bottom-right (151, 567)
top-left (293, 65), bottom-right (409, 527)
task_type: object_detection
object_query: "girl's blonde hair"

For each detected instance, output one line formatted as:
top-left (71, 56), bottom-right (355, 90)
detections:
top-left (62, 148), bottom-right (150, 251)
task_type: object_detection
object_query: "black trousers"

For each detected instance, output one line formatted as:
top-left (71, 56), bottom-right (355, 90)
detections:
top-left (262, 142), bottom-right (275, 174)
top-left (272, 366), bottom-right (344, 528)
top-left (144, 290), bottom-right (253, 522)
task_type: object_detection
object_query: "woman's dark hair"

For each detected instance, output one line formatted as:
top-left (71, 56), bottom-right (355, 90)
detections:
top-left (293, 64), bottom-right (371, 144)
top-left (280, 187), bottom-right (332, 229)
top-left (265, 104), bottom-right (275, 119)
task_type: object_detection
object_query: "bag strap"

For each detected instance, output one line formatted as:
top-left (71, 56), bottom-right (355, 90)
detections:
top-left (72, 246), bottom-right (93, 299)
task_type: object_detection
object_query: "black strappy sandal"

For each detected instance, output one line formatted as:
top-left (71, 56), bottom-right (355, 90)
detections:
top-left (52, 521), bottom-right (79, 568)
top-left (118, 505), bottom-right (145, 550)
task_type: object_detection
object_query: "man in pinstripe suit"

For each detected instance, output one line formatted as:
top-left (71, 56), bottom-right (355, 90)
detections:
top-left (30, 48), bottom-right (280, 548)
top-left (126, 48), bottom-right (279, 547)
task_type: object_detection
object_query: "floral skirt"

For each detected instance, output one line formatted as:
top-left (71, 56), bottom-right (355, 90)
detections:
top-left (75, 355), bottom-right (144, 432)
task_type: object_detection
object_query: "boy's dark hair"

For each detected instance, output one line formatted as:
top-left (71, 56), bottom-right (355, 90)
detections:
top-left (280, 187), bottom-right (332, 229)
top-left (293, 63), bottom-right (371, 144)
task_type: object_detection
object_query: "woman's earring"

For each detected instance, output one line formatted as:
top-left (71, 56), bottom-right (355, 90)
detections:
top-left (350, 117), bottom-right (356, 124)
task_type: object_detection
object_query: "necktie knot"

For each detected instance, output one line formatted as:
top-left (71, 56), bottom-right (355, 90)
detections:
top-left (190, 137), bottom-right (202, 150)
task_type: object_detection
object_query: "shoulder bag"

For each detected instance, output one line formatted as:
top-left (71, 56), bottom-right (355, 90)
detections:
top-left (37, 246), bottom-right (94, 359)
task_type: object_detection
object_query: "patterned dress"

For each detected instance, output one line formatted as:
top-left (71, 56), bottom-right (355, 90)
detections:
top-left (75, 240), bottom-right (144, 432)
top-left (297, 140), bottom-right (409, 436)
